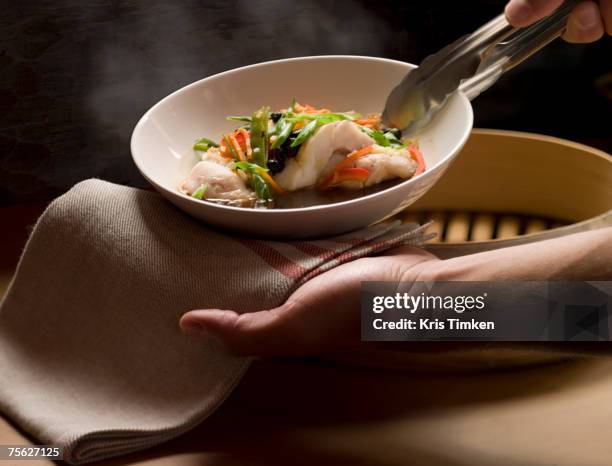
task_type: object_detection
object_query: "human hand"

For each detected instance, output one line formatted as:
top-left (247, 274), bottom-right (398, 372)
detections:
top-left (505, 0), bottom-right (611, 42)
top-left (180, 227), bottom-right (612, 357)
top-left (179, 246), bottom-right (437, 357)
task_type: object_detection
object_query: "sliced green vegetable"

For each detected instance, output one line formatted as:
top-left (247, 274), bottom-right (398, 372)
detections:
top-left (358, 126), bottom-right (385, 145)
top-left (234, 161), bottom-right (272, 202)
top-left (272, 118), bottom-right (294, 149)
top-left (273, 115), bottom-right (285, 134)
top-left (385, 127), bottom-right (402, 139)
top-left (193, 137), bottom-right (219, 152)
top-left (359, 126), bottom-right (406, 148)
top-left (250, 172), bottom-right (271, 202)
top-left (383, 131), bottom-right (405, 147)
top-left (279, 111), bottom-right (363, 149)
top-left (234, 160), bottom-right (264, 174)
top-left (290, 119), bottom-right (318, 148)
top-left (286, 112), bottom-right (359, 123)
top-left (191, 183), bottom-right (208, 200)
top-left (227, 116), bottom-right (252, 123)
top-left (250, 106), bottom-right (270, 167)
top-left (369, 128), bottom-right (391, 147)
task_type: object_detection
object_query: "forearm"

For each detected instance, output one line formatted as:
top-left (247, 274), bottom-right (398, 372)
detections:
top-left (424, 227), bottom-right (612, 281)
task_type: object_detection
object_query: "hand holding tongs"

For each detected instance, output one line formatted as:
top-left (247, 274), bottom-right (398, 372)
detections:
top-left (382, 0), bottom-right (580, 135)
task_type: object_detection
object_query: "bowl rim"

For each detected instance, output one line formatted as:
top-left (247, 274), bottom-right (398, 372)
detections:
top-left (130, 55), bottom-right (474, 215)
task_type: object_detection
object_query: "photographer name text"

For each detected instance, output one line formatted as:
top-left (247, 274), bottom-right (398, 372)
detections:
top-left (371, 292), bottom-right (495, 331)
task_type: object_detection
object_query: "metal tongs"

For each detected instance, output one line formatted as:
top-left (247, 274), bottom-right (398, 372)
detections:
top-left (382, 0), bottom-right (579, 134)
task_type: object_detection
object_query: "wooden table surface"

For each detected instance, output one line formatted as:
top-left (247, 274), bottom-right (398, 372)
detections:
top-left (2, 204), bottom-right (612, 466)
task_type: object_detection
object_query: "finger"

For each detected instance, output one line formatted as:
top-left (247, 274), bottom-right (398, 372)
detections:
top-left (563, 1), bottom-right (605, 43)
top-left (180, 304), bottom-right (326, 357)
top-left (505, 0), bottom-right (563, 27)
top-left (599, 0), bottom-right (612, 35)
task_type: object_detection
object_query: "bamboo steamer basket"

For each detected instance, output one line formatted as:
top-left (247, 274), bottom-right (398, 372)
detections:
top-left (330, 129), bottom-right (612, 372)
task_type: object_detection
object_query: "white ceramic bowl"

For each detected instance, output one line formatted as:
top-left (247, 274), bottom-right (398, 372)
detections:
top-left (131, 56), bottom-right (473, 238)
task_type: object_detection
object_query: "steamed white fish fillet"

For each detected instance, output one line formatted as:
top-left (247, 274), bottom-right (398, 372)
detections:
top-left (179, 160), bottom-right (255, 201)
top-left (274, 120), bottom-right (374, 191)
top-left (356, 146), bottom-right (417, 187)
top-left (200, 147), bottom-right (232, 166)
top-left (331, 145), bottom-right (418, 190)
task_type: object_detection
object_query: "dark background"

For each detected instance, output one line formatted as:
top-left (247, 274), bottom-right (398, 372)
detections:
top-left (1, 0), bottom-right (610, 204)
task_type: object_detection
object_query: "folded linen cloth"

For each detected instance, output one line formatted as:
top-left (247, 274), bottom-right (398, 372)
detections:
top-left (0, 179), bottom-right (428, 464)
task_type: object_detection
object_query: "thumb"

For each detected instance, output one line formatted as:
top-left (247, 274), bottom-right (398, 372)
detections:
top-left (179, 303), bottom-right (323, 357)
top-left (505, 0), bottom-right (564, 27)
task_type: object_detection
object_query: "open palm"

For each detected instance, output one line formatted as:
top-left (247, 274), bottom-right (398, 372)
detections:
top-left (180, 246), bottom-right (436, 356)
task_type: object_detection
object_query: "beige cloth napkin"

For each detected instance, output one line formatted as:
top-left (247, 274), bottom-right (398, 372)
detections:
top-left (0, 179), bottom-right (427, 465)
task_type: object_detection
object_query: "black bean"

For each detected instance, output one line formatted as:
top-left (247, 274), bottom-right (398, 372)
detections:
top-left (280, 146), bottom-right (299, 160)
top-left (267, 158), bottom-right (284, 174)
top-left (270, 112), bottom-right (283, 123)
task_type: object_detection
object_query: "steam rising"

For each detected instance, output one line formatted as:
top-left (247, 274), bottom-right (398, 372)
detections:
top-left (87, 0), bottom-right (391, 134)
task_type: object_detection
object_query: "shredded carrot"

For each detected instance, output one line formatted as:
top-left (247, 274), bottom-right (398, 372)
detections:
top-left (355, 117), bottom-right (380, 126)
top-left (318, 145), bottom-right (374, 189)
top-left (228, 133), bottom-right (246, 161)
top-left (257, 168), bottom-right (285, 193)
top-left (235, 128), bottom-right (252, 159)
top-left (338, 167), bottom-right (369, 181)
top-left (408, 144), bottom-right (426, 176)
top-left (319, 167), bottom-right (370, 190)
top-left (293, 102), bottom-right (330, 114)
top-left (303, 103), bottom-right (330, 114)
top-left (218, 139), bottom-right (234, 159)
top-left (334, 145), bottom-right (375, 172)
